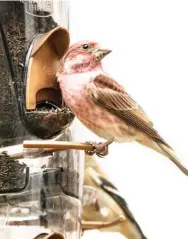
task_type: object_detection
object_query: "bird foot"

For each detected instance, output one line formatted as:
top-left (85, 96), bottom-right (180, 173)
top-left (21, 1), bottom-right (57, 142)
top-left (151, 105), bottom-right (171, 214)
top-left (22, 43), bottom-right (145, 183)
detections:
top-left (85, 138), bottom-right (114, 158)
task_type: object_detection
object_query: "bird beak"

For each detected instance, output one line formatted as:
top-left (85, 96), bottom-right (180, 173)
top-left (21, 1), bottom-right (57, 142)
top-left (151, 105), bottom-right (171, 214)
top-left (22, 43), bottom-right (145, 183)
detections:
top-left (92, 49), bottom-right (112, 62)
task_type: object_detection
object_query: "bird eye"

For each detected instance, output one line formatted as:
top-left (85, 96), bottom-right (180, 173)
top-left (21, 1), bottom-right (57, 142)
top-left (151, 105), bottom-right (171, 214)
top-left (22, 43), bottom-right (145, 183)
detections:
top-left (82, 44), bottom-right (89, 50)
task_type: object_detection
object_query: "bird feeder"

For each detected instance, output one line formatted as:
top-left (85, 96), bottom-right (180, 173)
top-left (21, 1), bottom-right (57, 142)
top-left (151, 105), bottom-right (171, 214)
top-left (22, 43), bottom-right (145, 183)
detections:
top-left (0, 1), bottom-right (83, 239)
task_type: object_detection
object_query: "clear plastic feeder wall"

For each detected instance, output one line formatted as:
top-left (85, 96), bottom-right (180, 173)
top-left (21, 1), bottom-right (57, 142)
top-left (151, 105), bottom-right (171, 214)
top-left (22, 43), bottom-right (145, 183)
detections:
top-left (0, 1), bottom-right (84, 239)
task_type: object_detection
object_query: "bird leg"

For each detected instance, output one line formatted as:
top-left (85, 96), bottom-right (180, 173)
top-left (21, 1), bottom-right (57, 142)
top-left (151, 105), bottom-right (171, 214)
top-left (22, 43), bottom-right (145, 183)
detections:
top-left (85, 138), bottom-right (114, 158)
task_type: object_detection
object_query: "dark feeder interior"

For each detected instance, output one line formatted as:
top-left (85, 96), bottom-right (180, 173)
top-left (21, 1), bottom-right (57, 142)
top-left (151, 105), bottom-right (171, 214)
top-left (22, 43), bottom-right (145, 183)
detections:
top-left (22, 26), bottom-right (74, 139)
top-left (0, 26), bottom-right (76, 194)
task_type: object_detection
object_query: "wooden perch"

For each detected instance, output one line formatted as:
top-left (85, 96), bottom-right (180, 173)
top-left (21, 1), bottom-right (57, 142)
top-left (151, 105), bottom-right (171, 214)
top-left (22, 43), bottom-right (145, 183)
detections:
top-left (0, 138), bottom-right (113, 160)
top-left (0, 141), bottom-right (94, 160)
top-left (0, 144), bottom-right (57, 160)
top-left (23, 138), bottom-right (114, 157)
top-left (82, 216), bottom-right (125, 230)
top-left (23, 140), bottom-right (94, 151)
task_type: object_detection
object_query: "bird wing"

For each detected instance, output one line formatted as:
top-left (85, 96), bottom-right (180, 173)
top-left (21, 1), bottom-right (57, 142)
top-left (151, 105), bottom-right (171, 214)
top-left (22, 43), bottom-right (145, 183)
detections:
top-left (92, 74), bottom-right (152, 125)
top-left (90, 74), bottom-right (170, 147)
top-left (88, 167), bottom-right (147, 238)
top-left (97, 175), bottom-right (147, 239)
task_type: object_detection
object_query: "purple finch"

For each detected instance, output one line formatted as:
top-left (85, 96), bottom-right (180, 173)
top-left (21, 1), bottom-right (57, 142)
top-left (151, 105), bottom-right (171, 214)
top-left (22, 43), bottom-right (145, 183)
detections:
top-left (58, 41), bottom-right (188, 176)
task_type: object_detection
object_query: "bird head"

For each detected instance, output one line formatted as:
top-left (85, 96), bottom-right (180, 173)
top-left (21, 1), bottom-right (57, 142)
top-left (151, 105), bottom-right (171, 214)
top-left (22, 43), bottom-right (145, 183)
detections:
top-left (61, 41), bottom-right (111, 73)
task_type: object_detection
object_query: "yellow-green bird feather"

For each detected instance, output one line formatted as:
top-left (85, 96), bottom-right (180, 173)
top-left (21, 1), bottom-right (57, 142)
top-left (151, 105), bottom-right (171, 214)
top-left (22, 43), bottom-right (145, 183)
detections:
top-left (83, 154), bottom-right (147, 239)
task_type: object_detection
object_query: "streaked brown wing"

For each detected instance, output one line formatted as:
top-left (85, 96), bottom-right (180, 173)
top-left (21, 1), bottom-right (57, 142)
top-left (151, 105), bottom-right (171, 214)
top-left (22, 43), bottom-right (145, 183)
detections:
top-left (91, 74), bottom-right (170, 147)
top-left (93, 74), bottom-right (153, 125)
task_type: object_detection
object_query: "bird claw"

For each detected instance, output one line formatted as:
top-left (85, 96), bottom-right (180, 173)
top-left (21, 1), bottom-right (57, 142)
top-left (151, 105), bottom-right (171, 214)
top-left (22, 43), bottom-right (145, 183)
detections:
top-left (85, 138), bottom-right (114, 158)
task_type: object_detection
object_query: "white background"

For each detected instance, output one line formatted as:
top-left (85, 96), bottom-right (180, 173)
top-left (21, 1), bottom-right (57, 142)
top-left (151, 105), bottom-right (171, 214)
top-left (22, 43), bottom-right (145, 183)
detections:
top-left (68, 0), bottom-right (188, 238)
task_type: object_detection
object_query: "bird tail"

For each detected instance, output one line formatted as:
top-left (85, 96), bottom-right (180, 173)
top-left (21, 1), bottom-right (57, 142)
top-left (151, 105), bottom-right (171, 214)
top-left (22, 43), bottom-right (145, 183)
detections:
top-left (156, 142), bottom-right (188, 176)
top-left (137, 136), bottom-right (188, 176)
